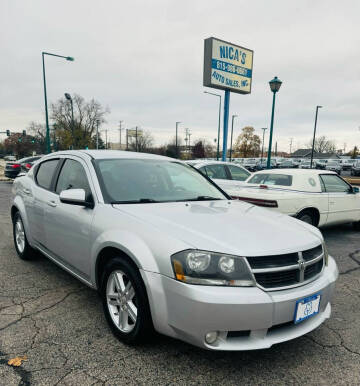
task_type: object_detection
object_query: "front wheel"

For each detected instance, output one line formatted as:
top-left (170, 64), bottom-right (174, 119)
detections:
top-left (101, 257), bottom-right (153, 344)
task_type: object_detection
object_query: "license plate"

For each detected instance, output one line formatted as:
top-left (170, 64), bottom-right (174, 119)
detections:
top-left (294, 293), bottom-right (321, 324)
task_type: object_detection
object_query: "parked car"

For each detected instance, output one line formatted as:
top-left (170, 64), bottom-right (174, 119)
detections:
top-left (256, 159), bottom-right (277, 170)
top-left (226, 169), bottom-right (360, 228)
top-left (20, 155), bottom-right (43, 173)
top-left (351, 160), bottom-right (360, 176)
top-left (5, 156), bottom-right (43, 179)
top-left (4, 155), bottom-right (16, 161)
top-left (11, 150), bottom-right (338, 350)
top-left (299, 161), bottom-right (314, 169)
top-left (278, 160), bottom-right (298, 168)
top-left (315, 159), bottom-right (328, 170)
top-left (325, 161), bottom-right (341, 175)
top-left (243, 159), bottom-right (259, 172)
top-left (341, 159), bottom-right (357, 171)
top-left (188, 160), bottom-right (251, 191)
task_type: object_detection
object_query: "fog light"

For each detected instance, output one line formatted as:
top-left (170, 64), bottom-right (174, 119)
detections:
top-left (205, 331), bottom-right (218, 344)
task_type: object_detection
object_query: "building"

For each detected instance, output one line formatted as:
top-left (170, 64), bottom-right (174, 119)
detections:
top-left (290, 149), bottom-right (340, 159)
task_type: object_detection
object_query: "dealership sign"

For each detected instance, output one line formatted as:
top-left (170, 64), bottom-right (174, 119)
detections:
top-left (203, 37), bottom-right (254, 94)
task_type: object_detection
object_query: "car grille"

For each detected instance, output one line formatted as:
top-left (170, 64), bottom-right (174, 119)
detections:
top-left (246, 245), bottom-right (324, 291)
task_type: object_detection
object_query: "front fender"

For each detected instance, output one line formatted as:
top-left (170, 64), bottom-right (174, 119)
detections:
top-left (90, 229), bottom-right (160, 287)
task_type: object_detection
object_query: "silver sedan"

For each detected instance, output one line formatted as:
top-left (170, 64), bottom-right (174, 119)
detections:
top-left (11, 150), bottom-right (338, 350)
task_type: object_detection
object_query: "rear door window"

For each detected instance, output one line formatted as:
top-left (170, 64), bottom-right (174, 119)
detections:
top-left (204, 164), bottom-right (228, 179)
top-left (227, 165), bottom-right (250, 181)
top-left (248, 173), bottom-right (293, 186)
top-left (36, 159), bottom-right (59, 190)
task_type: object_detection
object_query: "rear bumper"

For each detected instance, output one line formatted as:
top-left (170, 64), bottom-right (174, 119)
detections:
top-left (141, 256), bottom-right (338, 350)
top-left (4, 170), bottom-right (19, 178)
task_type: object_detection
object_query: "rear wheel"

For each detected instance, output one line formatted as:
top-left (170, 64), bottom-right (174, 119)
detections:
top-left (13, 212), bottom-right (36, 260)
top-left (296, 209), bottom-right (317, 226)
top-left (101, 257), bottom-right (153, 344)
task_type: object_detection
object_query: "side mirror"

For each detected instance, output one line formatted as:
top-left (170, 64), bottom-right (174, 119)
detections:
top-left (59, 189), bottom-right (94, 208)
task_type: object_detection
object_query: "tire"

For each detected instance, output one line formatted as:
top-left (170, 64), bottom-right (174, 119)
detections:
top-left (12, 212), bottom-right (36, 260)
top-left (353, 221), bottom-right (360, 231)
top-left (296, 209), bottom-right (316, 226)
top-left (100, 257), bottom-right (153, 345)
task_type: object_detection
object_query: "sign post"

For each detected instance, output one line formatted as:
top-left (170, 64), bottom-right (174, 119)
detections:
top-left (204, 37), bottom-right (253, 161)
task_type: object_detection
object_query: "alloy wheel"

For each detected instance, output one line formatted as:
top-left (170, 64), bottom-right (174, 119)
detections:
top-left (106, 270), bottom-right (137, 333)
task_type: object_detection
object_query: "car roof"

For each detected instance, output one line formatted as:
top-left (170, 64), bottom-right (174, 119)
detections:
top-left (250, 168), bottom-right (336, 176)
top-left (42, 150), bottom-right (176, 162)
top-left (188, 160), bottom-right (246, 168)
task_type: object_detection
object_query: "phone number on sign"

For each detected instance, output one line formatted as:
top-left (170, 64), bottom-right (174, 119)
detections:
top-left (215, 60), bottom-right (248, 76)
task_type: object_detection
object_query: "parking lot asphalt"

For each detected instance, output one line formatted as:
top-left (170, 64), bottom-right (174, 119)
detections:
top-left (0, 181), bottom-right (359, 386)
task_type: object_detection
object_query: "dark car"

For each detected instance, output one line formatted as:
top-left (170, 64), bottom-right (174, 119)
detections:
top-left (351, 160), bottom-right (360, 176)
top-left (243, 159), bottom-right (259, 172)
top-left (5, 156), bottom-right (43, 179)
top-left (256, 159), bottom-right (276, 170)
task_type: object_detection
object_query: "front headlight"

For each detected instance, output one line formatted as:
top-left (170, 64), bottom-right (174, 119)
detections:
top-left (171, 250), bottom-right (255, 287)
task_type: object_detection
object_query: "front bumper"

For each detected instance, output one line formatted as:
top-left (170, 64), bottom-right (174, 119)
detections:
top-left (141, 256), bottom-right (338, 350)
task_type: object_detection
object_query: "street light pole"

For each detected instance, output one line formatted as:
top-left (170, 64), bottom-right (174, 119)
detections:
top-left (229, 115), bottom-right (237, 162)
top-left (267, 76), bottom-right (282, 169)
top-left (64, 93), bottom-right (74, 148)
top-left (310, 106), bottom-right (322, 169)
top-left (42, 52), bottom-right (74, 154)
top-left (261, 128), bottom-right (267, 162)
top-left (204, 91), bottom-right (221, 160)
top-left (175, 121), bottom-right (181, 158)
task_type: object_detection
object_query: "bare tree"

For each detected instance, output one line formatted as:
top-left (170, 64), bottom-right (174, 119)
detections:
top-left (50, 94), bottom-right (109, 149)
top-left (128, 131), bottom-right (154, 152)
top-left (306, 136), bottom-right (336, 153)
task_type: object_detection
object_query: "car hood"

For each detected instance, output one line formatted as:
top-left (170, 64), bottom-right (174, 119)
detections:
top-left (113, 200), bottom-right (323, 256)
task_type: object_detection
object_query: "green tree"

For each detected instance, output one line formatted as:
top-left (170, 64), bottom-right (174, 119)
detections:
top-left (3, 133), bottom-right (38, 158)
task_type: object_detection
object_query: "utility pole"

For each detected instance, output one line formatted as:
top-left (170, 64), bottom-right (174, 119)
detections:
top-left (104, 129), bottom-right (108, 149)
top-left (126, 129), bottom-right (129, 150)
top-left (184, 128), bottom-right (189, 154)
top-left (188, 132), bottom-right (191, 153)
top-left (135, 127), bottom-right (138, 152)
top-left (275, 141), bottom-right (278, 156)
top-left (289, 138), bottom-right (293, 155)
top-left (119, 121), bottom-right (123, 150)
top-left (96, 120), bottom-right (100, 150)
top-left (175, 122), bottom-right (181, 158)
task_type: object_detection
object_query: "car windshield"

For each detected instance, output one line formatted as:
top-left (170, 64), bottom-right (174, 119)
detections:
top-left (248, 173), bottom-right (293, 186)
top-left (327, 161), bottom-right (338, 166)
top-left (95, 159), bottom-right (227, 203)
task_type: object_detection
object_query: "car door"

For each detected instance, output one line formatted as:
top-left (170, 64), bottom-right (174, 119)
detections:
top-left (27, 158), bottom-right (60, 246)
top-left (320, 174), bottom-right (360, 225)
top-left (44, 157), bottom-right (95, 280)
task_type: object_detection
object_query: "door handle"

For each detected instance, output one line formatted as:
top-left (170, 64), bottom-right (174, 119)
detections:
top-left (47, 200), bottom-right (57, 207)
top-left (23, 189), bottom-right (31, 195)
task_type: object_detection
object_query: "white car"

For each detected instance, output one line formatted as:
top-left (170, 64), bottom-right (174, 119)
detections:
top-left (225, 169), bottom-right (360, 228)
top-left (187, 160), bottom-right (251, 191)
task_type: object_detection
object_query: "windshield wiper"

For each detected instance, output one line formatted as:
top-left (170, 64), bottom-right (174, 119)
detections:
top-left (177, 196), bottom-right (223, 202)
top-left (111, 198), bottom-right (158, 204)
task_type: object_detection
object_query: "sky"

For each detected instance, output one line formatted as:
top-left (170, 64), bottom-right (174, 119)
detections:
top-left (1, 0), bottom-right (360, 152)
